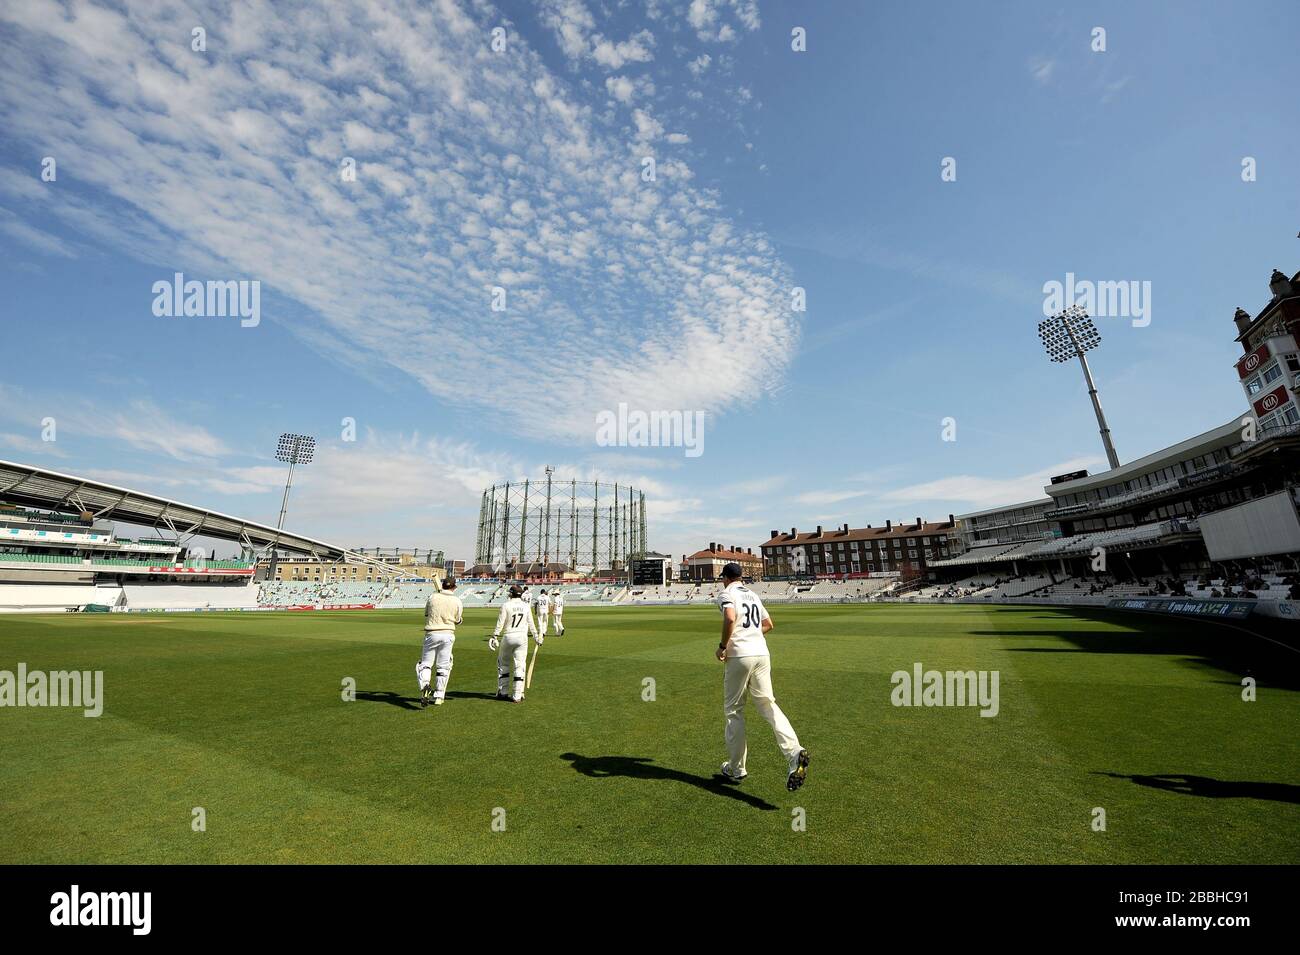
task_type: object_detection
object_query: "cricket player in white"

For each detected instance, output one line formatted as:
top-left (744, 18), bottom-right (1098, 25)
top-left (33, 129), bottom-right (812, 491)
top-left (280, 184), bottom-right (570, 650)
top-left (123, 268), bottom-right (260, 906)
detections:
top-left (418, 577), bottom-right (463, 707)
top-left (715, 563), bottom-right (809, 791)
top-left (490, 585), bottom-right (542, 702)
top-left (551, 590), bottom-right (565, 635)
top-left (535, 589), bottom-right (550, 635)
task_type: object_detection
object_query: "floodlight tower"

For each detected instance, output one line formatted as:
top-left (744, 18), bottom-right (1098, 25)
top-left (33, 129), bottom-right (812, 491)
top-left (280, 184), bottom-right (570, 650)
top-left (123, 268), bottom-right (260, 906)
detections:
top-left (274, 433), bottom-right (316, 529)
top-left (1037, 306), bottom-right (1120, 470)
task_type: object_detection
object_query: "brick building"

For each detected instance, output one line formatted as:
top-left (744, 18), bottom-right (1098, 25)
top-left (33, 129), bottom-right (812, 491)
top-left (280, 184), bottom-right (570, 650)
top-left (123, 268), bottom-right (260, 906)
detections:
top-left (683, 543), bottom-right (763, 582)
top-left (760, 517), bottom-right (958, 580)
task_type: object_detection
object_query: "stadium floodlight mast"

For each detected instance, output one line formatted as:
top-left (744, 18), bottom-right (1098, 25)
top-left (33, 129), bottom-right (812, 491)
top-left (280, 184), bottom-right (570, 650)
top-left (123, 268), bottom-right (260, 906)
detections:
top-left (274, 433), bottom-right (316, 529)
top-left (1037, 306), bottom-right (1121, 470)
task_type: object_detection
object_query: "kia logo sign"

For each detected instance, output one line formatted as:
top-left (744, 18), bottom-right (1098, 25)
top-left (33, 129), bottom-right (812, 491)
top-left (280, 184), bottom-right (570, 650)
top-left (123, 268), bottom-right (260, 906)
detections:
top-left (1263, 394), bottom-right (1279, 411)
top-left (1245, 355), bottom-right (1260, 371)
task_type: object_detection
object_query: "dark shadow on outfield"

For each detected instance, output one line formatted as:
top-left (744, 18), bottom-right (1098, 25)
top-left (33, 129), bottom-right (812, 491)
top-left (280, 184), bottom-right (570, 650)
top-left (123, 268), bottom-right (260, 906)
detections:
top-left (979, 620), bottom-right (1300, 691)
top-left (561, 753), bottom-right (778, 811)
top-left (356, 690), bottom-right (420, 710)
top-left (1094, 772), bottom-right (1300, 804)
top-left (358, 689), bottom-right (503, 706)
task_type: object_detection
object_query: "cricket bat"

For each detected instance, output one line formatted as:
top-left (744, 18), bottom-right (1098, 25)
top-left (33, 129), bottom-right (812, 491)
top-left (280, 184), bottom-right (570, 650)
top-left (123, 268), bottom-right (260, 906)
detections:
top-left (526, 641), bottom-right (541, 689)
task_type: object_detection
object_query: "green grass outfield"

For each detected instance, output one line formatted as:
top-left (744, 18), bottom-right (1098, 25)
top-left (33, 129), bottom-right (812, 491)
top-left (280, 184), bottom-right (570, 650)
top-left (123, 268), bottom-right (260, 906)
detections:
top-left (1, 603), bottom-right (1297, 864)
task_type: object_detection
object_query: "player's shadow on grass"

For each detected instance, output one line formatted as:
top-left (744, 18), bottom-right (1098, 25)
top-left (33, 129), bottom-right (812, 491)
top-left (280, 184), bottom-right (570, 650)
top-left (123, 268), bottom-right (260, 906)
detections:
top-left (561, 753), bottom-right (777, 811)
top-left (357, 689), bottom-right (501, 708)
top-left (1095, 772), bottom-right (1300, 804)
top-left (356, 690), bottom-right (420, 710)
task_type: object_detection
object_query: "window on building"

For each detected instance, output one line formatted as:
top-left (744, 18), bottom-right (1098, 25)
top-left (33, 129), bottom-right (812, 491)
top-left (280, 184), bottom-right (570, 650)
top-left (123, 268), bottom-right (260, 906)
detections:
top-left (1263, 363), bottom-right (1282, 385)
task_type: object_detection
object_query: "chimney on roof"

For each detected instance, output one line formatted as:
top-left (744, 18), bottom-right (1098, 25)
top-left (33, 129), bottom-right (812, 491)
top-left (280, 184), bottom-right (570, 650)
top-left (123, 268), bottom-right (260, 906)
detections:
top-left (885, 520), bottom-right (892, 531)
top-left (1233, 307), bottom-right (1252, 336)
top-left (770, 530), bottom-right (778, 540)
top-left (709, 542), bottom-right (717, 553)
top-left (1269, 269), bottom-right (1292, 299)
top-left (948, 513), bottom-right (955, 525)
top-left (790, 527), bottom-right (797, 537)
top-left (815, 525), bottom-right (823, 537)
top-left (842, 523), bottom-right (849, 533)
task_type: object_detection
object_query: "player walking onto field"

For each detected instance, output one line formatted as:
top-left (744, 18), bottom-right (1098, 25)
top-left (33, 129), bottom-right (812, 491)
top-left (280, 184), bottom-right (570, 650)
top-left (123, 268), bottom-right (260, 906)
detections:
top-left (535, 588), bottom-right (550, 635)
top-left (490, 585), bottom-right (542, 702)
top-left (714, 562), bottom-right (809, 791)
top-left (551, 589), bottom-right (565, 635)
top-left (417, 577), bottom-right (463, 708)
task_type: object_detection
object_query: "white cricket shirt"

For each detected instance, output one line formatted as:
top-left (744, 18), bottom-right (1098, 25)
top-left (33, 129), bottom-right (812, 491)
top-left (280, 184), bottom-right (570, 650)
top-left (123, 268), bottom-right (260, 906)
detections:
top-left (717, 581), bottom-right (770, 658)
top-left (494, 598), bottom-right (538, 640)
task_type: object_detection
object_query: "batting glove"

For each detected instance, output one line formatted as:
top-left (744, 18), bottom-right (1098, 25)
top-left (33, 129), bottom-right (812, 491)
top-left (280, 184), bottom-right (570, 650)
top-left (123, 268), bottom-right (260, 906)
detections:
top-left (535, 634), bottom-right (545, 645)
top-left (488, 636), bottom-right (499, 651)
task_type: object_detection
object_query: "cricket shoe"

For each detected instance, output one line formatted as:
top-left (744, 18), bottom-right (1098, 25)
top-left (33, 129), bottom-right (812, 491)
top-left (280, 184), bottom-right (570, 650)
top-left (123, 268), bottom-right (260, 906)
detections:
top-left (717, 763), bottom-right (747, 785)
top-left (786, 750), bottom-right (810, 792)
top-left (420, 685), bottom-right (432, 708)
top-left (432, 697), bottom-right (444, 706)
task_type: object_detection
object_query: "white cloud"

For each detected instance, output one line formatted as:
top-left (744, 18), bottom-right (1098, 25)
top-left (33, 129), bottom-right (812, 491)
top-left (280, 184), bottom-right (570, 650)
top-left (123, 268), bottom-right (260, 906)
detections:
top-left (604, 74), bottom-right (654, 104)
top-left (878, 458), bottom-right (1100, 510)
top-left (632, 108), bottom-right (665, 141)
top-left (687, 0), bottom-right (759, 42)
top-left (0, 0), bottom-right (798, 445)
top-left (0, 432), bottom-right (67, 458)
top-left (96, 401), bottom-right (231, 462)
top-left (1029, 56), bottom-right (1056, 85)
top-left (0, 384), bottom-right (230, 463)
top-left (0, 206), bottom-right (76, 258)
top-left (539, 0), bottom-right (655, 69)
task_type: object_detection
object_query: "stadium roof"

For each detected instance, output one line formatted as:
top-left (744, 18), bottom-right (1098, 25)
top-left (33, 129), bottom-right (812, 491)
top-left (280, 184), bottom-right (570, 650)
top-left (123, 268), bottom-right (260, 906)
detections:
top-left (1040, 419), bottom-right (1243, 496)
top-left (0, 457), bottom-right (364, 562)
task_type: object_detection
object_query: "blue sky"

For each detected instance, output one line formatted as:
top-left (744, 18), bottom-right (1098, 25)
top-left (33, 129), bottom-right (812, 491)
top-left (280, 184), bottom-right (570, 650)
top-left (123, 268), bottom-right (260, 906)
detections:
top-left (0, 0), bottom-right (1296, 562)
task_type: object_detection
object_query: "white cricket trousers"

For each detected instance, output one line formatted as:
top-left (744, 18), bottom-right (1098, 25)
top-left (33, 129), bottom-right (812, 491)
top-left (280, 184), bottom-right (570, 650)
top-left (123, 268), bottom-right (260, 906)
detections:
top-left (723, 654), bottom-right (802, 775)
top-left (416, 631), bottom-right (455, 700)
top-left (552, 611), bottom-right (563, 634)
top-left (497, 634), bottom-right (529, 700)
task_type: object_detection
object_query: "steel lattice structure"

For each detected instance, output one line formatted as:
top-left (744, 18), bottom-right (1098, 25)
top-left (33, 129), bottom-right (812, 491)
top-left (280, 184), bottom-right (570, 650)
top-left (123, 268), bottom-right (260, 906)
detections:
top-left (475, 476), bottom-right (647, 575)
